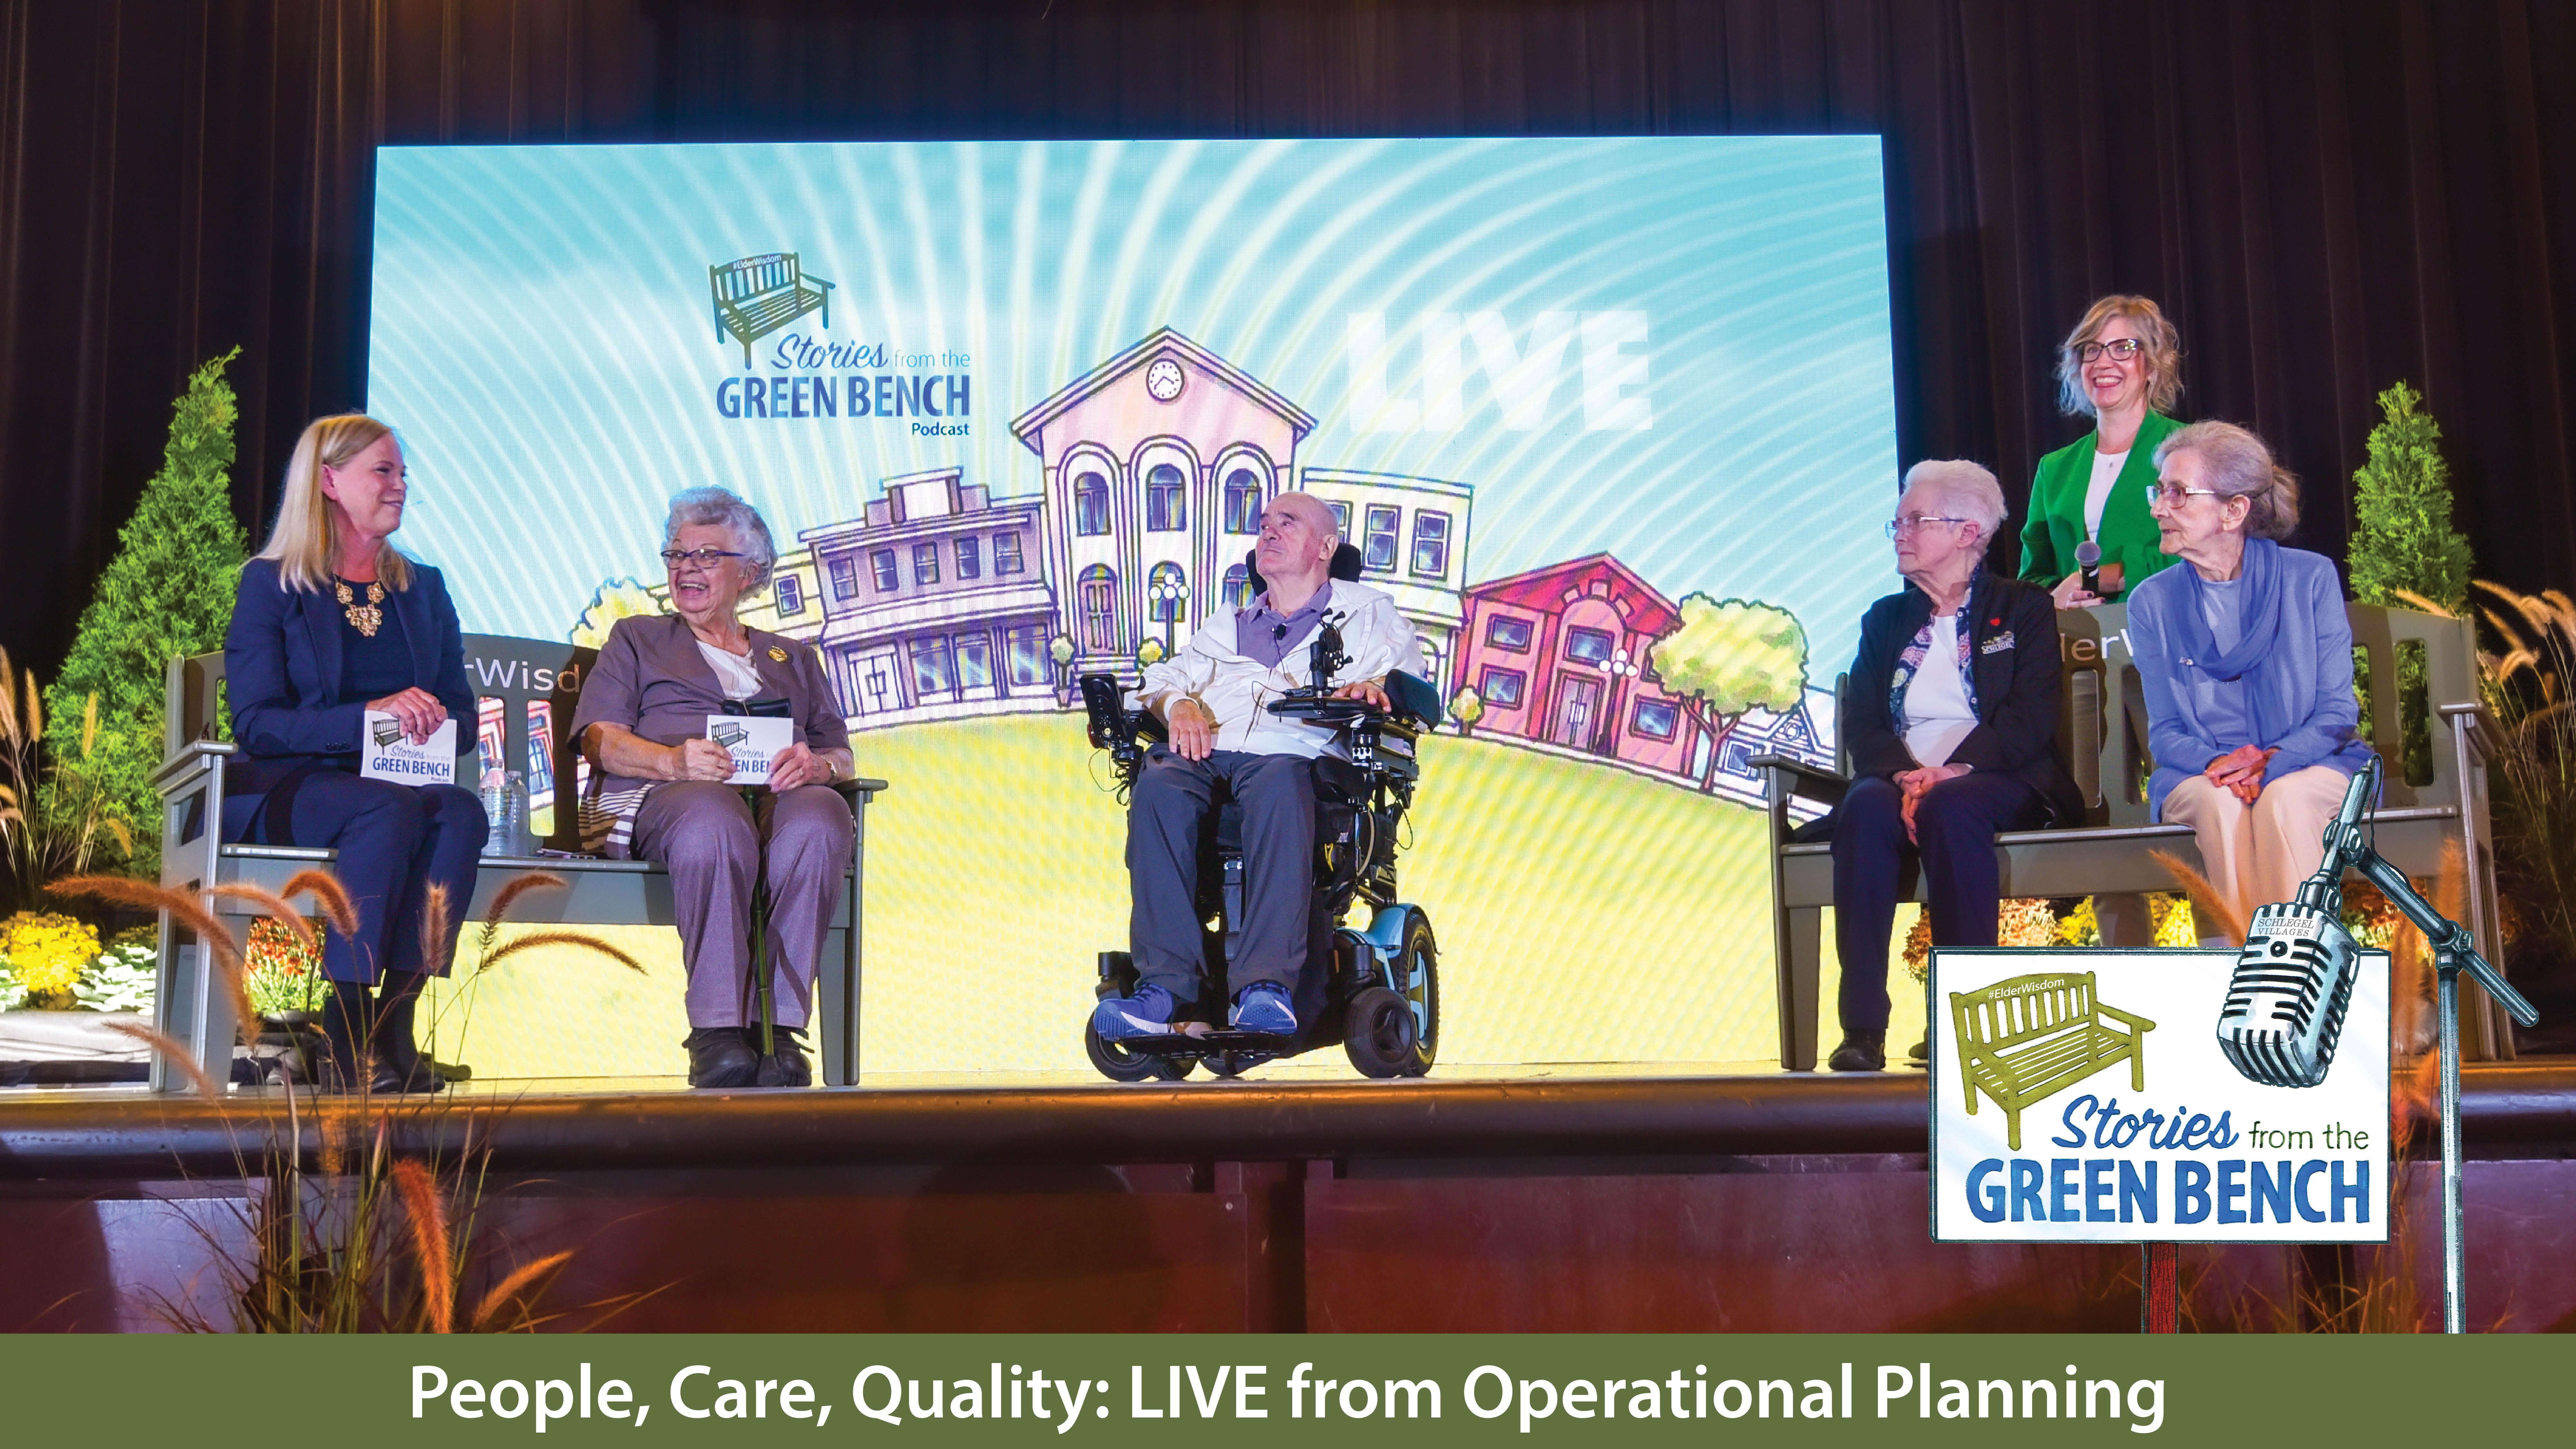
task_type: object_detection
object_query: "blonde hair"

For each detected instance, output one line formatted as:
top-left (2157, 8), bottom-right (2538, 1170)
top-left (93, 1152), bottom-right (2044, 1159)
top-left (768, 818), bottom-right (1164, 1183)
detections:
top-left (256, 414), bottom-right (414, 592)
top-left (2056, 294), bottom-right (2184, 417)
top-left (2155, 420), bottom-right (2301, 540)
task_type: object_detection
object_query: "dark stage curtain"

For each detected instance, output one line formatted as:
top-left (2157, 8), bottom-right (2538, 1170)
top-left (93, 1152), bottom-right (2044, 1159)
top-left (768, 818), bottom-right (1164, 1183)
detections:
top-left (5, 0), bottom-right (2574, 675)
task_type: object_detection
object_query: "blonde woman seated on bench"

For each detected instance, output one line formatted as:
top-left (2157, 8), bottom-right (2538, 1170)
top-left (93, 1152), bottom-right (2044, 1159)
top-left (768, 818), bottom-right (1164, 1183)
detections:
top-left (570, 487), bottom-right (856, 1090)
top-left (2128, 422), bottom-right (2374, 944)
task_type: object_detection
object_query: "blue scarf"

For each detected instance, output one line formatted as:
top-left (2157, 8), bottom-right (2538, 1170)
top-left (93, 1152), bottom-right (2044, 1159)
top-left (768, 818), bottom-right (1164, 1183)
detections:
top-left (2168, 535), bottom-right (2290, 742)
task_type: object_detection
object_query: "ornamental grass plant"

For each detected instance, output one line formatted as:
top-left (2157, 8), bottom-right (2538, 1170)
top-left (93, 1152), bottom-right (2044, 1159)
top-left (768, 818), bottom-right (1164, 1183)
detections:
top-left (0, 648), bottom-right (132, 914)
top-left (2463, 583), bottom-right (2576, 992)
top-left (50, 867), bottom-right (649, 1332)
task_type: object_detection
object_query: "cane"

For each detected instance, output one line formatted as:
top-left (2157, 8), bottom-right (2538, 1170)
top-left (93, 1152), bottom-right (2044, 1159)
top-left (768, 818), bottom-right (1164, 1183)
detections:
top-left (739, 782), bottom-right (775, 1061)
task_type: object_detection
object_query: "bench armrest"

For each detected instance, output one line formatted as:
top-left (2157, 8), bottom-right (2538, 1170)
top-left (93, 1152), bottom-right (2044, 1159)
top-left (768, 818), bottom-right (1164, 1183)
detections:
top-left (2094, 1002), bottom-right (2155, 1034)
top-left (2439, 700), bottom-right (2507, 764)
top-left (837, 776), bottom-right (891, 801)
top-left (1750, 752), bottom-right (1849, 810)
top-left (152, 738), bottom-right (236, 794)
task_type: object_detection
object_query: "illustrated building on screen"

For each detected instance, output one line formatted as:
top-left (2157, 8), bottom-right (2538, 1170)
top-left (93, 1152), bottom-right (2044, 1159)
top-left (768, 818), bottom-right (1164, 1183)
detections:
top-left (1454, 553), bottom-right (1837, 808)
top-left (1005, 328), bottom-right (1476, 680)
top-left (798, 469), bottom-right (1056, 727)
top-left (766, 327), bottom-right (1479, 726)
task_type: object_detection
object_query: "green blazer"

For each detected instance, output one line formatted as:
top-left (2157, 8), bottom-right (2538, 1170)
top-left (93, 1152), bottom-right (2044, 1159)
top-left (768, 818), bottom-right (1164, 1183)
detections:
top-left (2017, 409), bottom-right (2183, 600)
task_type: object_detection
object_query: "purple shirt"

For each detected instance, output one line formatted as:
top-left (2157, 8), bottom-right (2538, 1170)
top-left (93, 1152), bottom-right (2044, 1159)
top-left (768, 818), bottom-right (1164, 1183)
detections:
top-left (1238, 582), bottom-right (1333, 672)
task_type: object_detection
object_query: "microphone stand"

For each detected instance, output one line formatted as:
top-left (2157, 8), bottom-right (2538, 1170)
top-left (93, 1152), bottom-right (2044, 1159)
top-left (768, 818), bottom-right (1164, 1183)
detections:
top-left (2309, 759), bottom-right (2539, 1333)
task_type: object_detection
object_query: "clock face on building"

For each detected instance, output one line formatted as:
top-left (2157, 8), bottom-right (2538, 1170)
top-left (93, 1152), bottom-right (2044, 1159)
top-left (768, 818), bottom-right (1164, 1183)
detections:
top-left (1144, 357), bottom-right (1185, 402)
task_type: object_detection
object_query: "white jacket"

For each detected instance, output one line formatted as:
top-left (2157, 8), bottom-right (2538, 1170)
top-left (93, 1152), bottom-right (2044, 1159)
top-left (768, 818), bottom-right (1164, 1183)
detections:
top-left (1130, 580), bottom-right (1428, 759)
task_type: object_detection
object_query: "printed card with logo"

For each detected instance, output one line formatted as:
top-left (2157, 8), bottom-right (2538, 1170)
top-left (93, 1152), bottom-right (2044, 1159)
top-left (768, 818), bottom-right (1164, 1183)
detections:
top-left (1929, 948), bottom-right (2390, 1245)
top-left (359, 713), bottom-right (459, 787)
top-left (706, 714), bottom-right (796, 787)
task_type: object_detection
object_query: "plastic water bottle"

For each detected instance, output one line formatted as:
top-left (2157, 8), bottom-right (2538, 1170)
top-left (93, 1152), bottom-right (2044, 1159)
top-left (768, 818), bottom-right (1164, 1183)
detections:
top-left (480, 766), bottom-right (510, 857)
top-left (504, 770), bottom-right (532, 856)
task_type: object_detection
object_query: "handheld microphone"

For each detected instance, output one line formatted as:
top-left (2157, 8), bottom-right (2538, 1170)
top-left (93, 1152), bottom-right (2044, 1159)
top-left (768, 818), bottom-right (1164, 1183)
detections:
top-left (2075, 540), bottom-right (2103, 597)
top-left (2215, 762), bottom-right (2376, 1087)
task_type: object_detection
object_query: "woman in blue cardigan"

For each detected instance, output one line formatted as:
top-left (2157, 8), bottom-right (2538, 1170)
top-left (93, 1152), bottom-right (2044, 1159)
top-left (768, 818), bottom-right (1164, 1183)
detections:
top-left (2128, 421), bottom-right (2373, 941)
top-left (224, 414), bottom-right (483, 1091)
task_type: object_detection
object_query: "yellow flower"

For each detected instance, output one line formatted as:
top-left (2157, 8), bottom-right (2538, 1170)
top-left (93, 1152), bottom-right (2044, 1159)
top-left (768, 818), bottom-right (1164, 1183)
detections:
top-left (0, 911), bottom-right (104, 996)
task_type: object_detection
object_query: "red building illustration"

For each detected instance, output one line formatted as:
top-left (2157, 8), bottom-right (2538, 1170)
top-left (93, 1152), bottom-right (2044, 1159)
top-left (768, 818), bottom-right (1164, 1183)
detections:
top-left (1453, 554), bottom-right (1708, 779)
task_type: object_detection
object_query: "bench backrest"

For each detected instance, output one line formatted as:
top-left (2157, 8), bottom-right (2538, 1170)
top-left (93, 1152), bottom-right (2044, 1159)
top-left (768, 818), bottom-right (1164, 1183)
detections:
top-left (1952, 971), bottom-right (2097, 1051)
top-left (1833, 601), bottom-right (2475, 828)
top-left (711, 252), bottom-right (806, 306)
top-left (169, 633), bottom-right (596, 852)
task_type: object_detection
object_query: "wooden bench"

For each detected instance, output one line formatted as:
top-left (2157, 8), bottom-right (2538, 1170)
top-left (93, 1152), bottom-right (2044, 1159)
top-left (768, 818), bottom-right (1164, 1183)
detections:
top-left (148, 634), bottom-right (889, 1092)
top-left (710, 253), bottom-right (835, 368)
top-left (1950, 970), bottom-right (2154, 1150)
top-left (1754, 601), bottom-right (2512, 1070)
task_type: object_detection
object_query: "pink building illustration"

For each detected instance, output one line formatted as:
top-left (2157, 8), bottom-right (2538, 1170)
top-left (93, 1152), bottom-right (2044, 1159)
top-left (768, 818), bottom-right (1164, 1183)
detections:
top-left (1452, 554), bottom-right (1708, 778)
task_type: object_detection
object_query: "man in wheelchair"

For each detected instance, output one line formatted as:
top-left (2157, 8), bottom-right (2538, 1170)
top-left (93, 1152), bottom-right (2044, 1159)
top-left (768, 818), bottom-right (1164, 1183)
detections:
top-left (1092, 492), bottom-right (1428, 1045)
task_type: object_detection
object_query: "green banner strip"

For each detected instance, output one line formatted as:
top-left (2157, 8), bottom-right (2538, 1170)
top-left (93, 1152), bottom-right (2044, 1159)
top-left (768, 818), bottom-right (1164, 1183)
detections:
top-left (1, 1333), bottom-right (2558, 1443)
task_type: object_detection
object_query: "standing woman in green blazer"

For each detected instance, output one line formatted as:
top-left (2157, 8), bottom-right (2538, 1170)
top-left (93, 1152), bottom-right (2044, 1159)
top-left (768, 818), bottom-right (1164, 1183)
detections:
top-left (2019, 295), bottom-right (2186, 607)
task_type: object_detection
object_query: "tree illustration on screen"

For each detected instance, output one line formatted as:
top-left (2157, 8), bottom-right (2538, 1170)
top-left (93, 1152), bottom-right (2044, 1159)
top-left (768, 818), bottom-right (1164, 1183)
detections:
top-left (1653, 595), bottom-right (1808, 793)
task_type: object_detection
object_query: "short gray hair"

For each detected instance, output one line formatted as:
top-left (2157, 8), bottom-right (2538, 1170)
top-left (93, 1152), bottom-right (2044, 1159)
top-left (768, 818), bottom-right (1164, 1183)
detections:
top-left (1900, 459), bottom-right (2008, 535)
top-left (2154, 421), bottom-right (2300, 540)
top-left (663, 486), bottom-right (777, 589)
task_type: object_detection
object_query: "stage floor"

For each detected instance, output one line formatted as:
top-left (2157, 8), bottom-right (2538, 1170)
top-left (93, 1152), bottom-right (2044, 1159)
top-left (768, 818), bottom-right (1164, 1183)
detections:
top-left (5, 1061), bottom-right (2571, 1332)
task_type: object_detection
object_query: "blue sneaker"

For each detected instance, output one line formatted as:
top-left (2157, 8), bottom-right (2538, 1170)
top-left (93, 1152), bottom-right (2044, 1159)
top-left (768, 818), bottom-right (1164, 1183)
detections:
top-left (1093, 983), bottom-right (1178, 1041)
top-left (1230, 982), bottom-right (1297, 1035)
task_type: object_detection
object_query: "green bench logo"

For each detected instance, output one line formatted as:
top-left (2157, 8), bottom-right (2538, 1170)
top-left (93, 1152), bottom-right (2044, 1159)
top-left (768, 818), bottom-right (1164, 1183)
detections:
top-left (709, 252), bottom-right (836, 368)
top-left (1950, 971), bottom-right (2156, 1151)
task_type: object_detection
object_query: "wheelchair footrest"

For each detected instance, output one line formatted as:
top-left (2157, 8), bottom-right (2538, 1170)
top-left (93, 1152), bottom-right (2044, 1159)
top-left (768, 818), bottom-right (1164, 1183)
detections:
top-left (1116, 1026), bottom-right (1294, 1053)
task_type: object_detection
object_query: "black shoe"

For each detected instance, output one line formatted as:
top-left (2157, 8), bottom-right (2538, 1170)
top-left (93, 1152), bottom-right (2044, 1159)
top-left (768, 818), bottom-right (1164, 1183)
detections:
top-left (755, 1027), bottom-right (811, 1088)
top-left (314, 1052), bottom-right (431, 1095)
top-left (1827, 1031), bottom-right (1887, 1072)
top-left (379, 1052), bottom-right (449, 1094)
top-left (685, 1028), bottom-right (761, 1088)
top-left (1908, 1039), bottom-right (1928, 1063)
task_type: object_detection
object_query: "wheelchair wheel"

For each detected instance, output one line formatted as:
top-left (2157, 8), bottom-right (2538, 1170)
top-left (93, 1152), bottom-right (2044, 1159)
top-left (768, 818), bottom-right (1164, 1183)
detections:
top-left (1343, 987), bottom-right (1417, 1079)
top-left (1084, 1020), bottom-right (1175, 1084)
top-left (1389, 907), bottom-right (1440, 1077)
top-left (1203, 1050), bottom-right (1253, 1079)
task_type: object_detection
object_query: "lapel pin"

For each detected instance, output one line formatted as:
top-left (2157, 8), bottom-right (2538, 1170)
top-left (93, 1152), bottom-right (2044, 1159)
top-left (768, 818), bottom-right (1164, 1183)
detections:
top-left (768, 645), bottom-right (789, 662)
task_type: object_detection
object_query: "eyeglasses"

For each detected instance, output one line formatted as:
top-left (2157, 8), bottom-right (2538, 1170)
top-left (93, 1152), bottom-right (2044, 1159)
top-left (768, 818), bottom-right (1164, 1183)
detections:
top-left (2146, 482), bottom-right (2224, 507)
top-left (2076, 338), bottom-right (2146, 364)
top-left (1886, 515), bottom-right (1972, 538)
top-left (660, 547), bottom-right (746, 570)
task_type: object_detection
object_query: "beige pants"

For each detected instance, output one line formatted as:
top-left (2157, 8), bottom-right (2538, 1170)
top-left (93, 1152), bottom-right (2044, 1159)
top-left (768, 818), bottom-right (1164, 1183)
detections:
top-left (2161, 765), bottom-right (2353, 933)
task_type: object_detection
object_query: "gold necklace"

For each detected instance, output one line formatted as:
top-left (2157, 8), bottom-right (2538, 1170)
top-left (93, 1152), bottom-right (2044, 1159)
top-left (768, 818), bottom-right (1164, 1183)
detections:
top-left (335, 577), bottom-right (386, 638)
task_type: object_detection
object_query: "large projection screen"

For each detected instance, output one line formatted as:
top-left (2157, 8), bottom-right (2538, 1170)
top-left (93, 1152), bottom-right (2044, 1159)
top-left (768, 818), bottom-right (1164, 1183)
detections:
top-left (369, 137), bottom-right (1901, 1075)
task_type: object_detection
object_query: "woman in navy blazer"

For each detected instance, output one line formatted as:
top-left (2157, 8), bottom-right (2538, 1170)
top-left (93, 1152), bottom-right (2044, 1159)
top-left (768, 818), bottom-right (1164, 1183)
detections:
top-left (224, 414), bottom-right (483, 1092)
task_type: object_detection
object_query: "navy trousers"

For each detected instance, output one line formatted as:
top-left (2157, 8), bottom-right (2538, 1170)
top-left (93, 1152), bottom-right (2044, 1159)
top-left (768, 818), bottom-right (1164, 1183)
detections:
top-left (1127, 747), bottom-right (1314, 1005)
top-left (1830, 772), bottom-right (2047, 1034)
top-left (223, 770), bottom-right (484, 984)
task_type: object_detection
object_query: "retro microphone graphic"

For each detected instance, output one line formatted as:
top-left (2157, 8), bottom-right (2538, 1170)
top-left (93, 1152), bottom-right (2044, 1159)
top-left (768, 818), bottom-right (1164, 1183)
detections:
top-left (2217, 756), bottom-right (2537, 1087)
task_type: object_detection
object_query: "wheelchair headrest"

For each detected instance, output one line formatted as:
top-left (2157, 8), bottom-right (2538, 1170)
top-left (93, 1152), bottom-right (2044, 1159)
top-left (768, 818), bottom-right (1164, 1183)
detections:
top-left (1242, 542), bottom-right (1365, 600)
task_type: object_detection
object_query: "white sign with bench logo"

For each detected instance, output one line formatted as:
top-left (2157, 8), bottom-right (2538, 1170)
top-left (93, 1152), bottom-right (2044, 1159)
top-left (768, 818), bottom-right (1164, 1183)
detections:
top-left (1929, 947), bottom-right (2390, 1245)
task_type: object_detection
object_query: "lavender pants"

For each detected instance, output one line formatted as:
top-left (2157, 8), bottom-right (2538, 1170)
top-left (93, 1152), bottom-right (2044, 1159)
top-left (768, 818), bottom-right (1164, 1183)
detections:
top-left (629, 782), bottom-right (853, 1029)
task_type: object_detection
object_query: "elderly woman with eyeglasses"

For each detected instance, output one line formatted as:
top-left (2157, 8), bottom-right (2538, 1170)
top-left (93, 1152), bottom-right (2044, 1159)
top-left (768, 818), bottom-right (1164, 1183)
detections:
top-left (2021, 295), bottom-right (2188, 609)
top-left (569, 486), bottom-right (857, 1088)
top-left (2129, 422), bottom-right (2373, 943)
top-left (1825, 461), bottom-right (2083, 1072)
